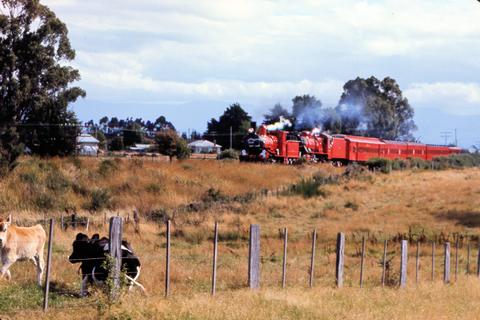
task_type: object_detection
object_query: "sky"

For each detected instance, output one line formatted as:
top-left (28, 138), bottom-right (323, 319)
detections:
top-left (42, 0), bottom-right (480, 147)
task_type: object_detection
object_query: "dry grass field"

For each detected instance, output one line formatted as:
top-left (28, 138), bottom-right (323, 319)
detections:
top-left (1, 157), bottom-right (480, 319)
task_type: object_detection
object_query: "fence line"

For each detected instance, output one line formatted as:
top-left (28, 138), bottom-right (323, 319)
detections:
top-left (29, 217), bottom-right (480, 313)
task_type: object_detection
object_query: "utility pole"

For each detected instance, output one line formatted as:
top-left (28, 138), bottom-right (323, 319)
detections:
top-left (440, 131), bottom-right (452, 146)
top-left (230, 126), bottom-right (233, 150)
top-left (454, 128), bottom-right (457, 146)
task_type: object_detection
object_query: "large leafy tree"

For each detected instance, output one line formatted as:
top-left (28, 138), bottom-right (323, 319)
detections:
top-left (155, 130), bottom-right (190, 162)
top-left (263, 103), bottom-right (292, 125)
top-left (291, 95), bottom-right (323, 130)
top-left (206, 103), bottom-right (252, 150)
top-left (0, 0), bottom-right (85, 164)
top-left (334, 76), bottom-right (416, 140)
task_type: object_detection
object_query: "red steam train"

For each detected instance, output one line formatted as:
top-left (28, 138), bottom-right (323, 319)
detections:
top-left (241, 125), bottom-right (461, 165)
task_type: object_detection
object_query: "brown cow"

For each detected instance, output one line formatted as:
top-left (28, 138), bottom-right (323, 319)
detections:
top-left (0, 215), bottom-right (46, 285)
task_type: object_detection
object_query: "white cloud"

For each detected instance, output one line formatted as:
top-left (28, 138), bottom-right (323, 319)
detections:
top-left (406, 82), bottom-right (480, 116)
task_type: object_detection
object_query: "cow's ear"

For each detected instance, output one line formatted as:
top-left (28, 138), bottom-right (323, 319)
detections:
top-left (6, 214), bottom-right (11, 225)
top-left (75, 233), bottom-right (88, 241)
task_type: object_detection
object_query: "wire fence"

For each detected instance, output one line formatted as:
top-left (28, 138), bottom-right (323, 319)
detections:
top-left (5, 215), bottom-right (480, 312)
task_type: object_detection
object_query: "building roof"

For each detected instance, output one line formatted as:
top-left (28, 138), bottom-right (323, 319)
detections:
top-left (187, 140), bottom-right (222, 148)
top-left (77, 134), bottom-right (99, 144)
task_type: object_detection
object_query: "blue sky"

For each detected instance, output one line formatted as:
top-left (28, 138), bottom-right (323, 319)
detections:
top-left (44, 0), bottom-right (480, 147)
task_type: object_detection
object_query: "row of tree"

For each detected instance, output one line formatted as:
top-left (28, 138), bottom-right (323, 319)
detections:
top-left (205, 77), bottom-right (417, 150)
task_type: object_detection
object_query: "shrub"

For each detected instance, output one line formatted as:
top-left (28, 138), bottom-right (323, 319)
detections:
top-left (88, 188), bottom-right (112, 211)
top-left (367, 158), bottom-right (392, 174)
top-left (344, 200), bottom-right (359, 211)
top-left (408, 157), bottom-right (430, 170)
top-left (34, 193), bottom-right (56, 211)
top-left (19, 172), bottom-right (38, 185)
top-left (71, 182), bottom-right (89, 196)
top-left (288, 178), bottom-right (326, 198)
top-left (98, 159), bottom-right (118, 177)
top-left (391, 158), bottom-right (409, 171)
top-left (202, 188), bottom-right (228, 203)
top-left (145, 183), bottom-right (162, 194)
top-left (217, 149), bottom-right (239, 160)
top-left (45, 172), bottom-right (70, 192)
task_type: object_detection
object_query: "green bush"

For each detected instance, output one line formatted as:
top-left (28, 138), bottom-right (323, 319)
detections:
top-left (366, 158), bottom-right (392, 174)
top-left (408, 157), bottom-right (430, 170)
top-left (217, 149), bottom-right (239, 160)
top-left (87, 188), bottom-right (112, 211)
top-left (45, 172), bottom-right (70, 192)
top-left (19, 172), bottom-right (38, 185)
top-left (34, 193), bottom-right (56, 211)
top-left (288, 178), bottom-right (326, 198)
top-left (391, 158), bottom-right (409, 171)
top-left (98, 159), bottom-right (119, 177)
top-left (145, 183), bottom-right (162, 194)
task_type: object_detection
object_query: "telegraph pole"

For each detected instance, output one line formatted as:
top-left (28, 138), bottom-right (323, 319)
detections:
top-left (440, 131), bottom-right (452, 146)
top-left (454, 128), bottom-right (457, 146)
top-left (230, 126), bottom-right (233, 150)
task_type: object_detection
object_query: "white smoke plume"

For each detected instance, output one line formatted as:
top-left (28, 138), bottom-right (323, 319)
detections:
top-left (266, 116), bottom-right (292, 131)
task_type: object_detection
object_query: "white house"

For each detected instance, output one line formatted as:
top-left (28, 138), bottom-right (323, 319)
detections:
top-left (188, 140), bottom-right (222, 154)
top-left (77, 133), bottom-right (100, 156)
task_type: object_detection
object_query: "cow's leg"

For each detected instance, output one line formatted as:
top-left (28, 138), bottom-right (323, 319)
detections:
top-left (0, 261), bottom-right (13, 281)
top-left (34, 254), bottom-right (44, 286)
top-left (80, 275), bottom-right (89, 297)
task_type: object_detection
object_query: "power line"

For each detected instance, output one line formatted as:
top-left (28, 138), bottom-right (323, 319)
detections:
top-left (440, 131), bottom-right (452, 146)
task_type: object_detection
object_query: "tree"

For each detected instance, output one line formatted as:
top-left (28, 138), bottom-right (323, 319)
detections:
top-left (291, 95), bottom-right (323, 130)
top-left (263, 103), bottom-right (292, 125)
top-left (337, 76), bottom-right (416, 140)
top-left (123, 122), bottom-right (144, 147)
top-left (0, 0), bottom-right (85, 162)
top-left (206, 103), bottom-right (252, 150)
top-left (155, 130), bottom-right (190, 161)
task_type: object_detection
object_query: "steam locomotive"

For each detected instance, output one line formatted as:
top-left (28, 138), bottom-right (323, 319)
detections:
top-left (241, 124), bottom-right (461, 165)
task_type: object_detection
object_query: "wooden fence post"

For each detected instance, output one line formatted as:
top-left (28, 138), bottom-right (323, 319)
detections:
top-left (248, 224), bottom-right (260, 289)
top-left (108, 216), bottom-right (123, 300)
top-left (282, 227), bottom-right (288, 289)
top-left (381, 240), bottom-right (387, 287)
top-left (476, 241), bottom-right (480, 278)
top-left (309, 229), bottom-right (317, 288)
top-left (211, 222), bottom-right (218, 296)
top-left (432, 242), bottom-right (436, 281)
top-left (455, 239), bottom-right (459, 282)
top-left (444, 242), bottom-right (451, 284)
top-left (336, 233), bottom-right (345, 288)
top-left (360, 237), bottom-right (366, 288)
top-left (399, 240), bottom-right (408, 288)
top-left (85, 218), bottom-right (90, 232)
top-left (165, 220), bottom-right (171, 297)
top-left (467, 241), bottom-right (471, 275)
top-left (43, 218), bottom-right (54, 312)
top-left (416, 241), bottom-right (420, 284)
top-left (60, 214), bottom-right (64, 231)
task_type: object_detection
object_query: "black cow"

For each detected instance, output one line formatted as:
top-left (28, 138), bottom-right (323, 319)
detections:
top-left (69, 233), bottom-right (145, 296)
